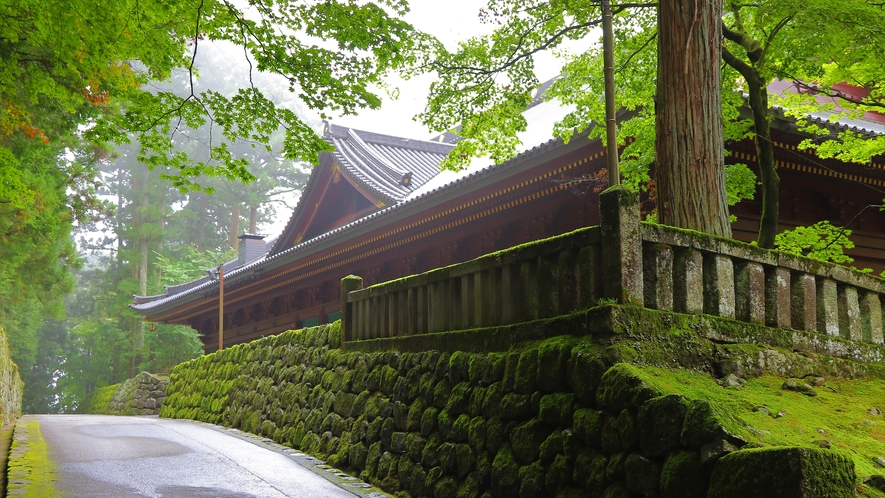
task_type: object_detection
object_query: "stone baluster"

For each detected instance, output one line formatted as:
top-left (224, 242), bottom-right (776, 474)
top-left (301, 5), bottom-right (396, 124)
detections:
top-left (734, 262), bottom-right (765, 324)
top-left (599, 186), bottom-right (643, 304)
top-left (340, 275), bottom-right (362, 342)
top-left (501, 264), bottom-right (519, 324)
top-left (674, 248), bottom-right (704, 314)
top-left (837, 285), bottom-right (863, 341)
top-left (859, 291), bottom-right (883, 343)
top-left (538, 256), bottom-right (558, 318)
top-left (387, 292), bottom-right (398, 338)
top-left (415, 285), bottom-right (427, 335)
top-left (578, 246), bottom-right (602, 309)
top-left (474, 271), bottom-right (490, 327)
top-left (519, 260), bottom-right (539, 321)
top-left (765, 267), bottom-right (791, 329)
top-left (790, 273), bottom-right (816, 332)
top-left (643, 243), bottom-right (674, 311)
top-left (558, 249), bottom-right (579, 315)
top-left (460, 274), bottom-right (473, 329)
top-left (816, 278), bottom-right (839, 337)
top-left (704, 254), bottom-right (735, 318)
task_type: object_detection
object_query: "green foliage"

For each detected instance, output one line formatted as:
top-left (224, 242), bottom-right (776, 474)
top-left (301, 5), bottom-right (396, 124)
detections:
top-left (774, 221), bottom-right (855, 264)
top-left (154, 246), bottom-right (237, 287)
top-left (724, 163), bottom-right (757, 207)
top-left (76, 384), bottom-right (120, 415)
top-left (1, 0), bottom-right (424, 190)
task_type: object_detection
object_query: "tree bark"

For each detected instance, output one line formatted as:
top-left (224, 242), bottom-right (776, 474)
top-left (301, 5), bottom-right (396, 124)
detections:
top-left (722, 31), bottom-right (780, 248)
top-left (655, 0), bottom-right (731, 237)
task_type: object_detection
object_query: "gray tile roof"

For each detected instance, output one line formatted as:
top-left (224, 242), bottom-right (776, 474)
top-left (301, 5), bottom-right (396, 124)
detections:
top-left (324, 123), bottom-right (454, 204)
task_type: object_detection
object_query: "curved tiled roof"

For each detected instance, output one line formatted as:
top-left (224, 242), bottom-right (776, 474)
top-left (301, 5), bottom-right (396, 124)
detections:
top-left (325, 123), bottom-right (454, 204)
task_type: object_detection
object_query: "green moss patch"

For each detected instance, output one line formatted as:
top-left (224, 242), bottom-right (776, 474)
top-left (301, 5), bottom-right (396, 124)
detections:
top-left (7, 417), bottom-right (60, 497)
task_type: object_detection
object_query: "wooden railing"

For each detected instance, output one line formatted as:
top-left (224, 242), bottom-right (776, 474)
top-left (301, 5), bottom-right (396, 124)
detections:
top-left (341, 187), bottom-right (885, 345)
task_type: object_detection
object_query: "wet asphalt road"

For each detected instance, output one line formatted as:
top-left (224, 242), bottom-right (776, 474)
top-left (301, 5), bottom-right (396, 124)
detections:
top-left (33, 414), bottom-right (381, 498)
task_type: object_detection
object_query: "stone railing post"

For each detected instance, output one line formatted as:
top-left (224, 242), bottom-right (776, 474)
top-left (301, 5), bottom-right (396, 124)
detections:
top-left (340, 275), bottom-right (363, 342)
top-left (599, 186), bottom-right (643, 304)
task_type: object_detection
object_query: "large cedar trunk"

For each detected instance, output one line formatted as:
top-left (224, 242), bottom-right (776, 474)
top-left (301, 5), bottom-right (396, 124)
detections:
top-left (655, 0), bottom-right (732, 237)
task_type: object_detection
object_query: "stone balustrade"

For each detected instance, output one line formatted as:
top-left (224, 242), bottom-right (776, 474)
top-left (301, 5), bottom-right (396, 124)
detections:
top-left (342, 187), bottom-right (885, 345)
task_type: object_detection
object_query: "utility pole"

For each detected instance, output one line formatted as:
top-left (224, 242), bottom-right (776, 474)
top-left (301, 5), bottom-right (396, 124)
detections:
top-left (218, 264), bottom-right (224, 351)
top-left (602, 0), bottom-right (620, 186)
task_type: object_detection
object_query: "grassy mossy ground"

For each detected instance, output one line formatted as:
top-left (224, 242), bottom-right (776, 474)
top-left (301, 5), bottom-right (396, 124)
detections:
top-left (6, 416), bottom-right (59, 497)
top-left (627, 365), bottom-right (885, 496)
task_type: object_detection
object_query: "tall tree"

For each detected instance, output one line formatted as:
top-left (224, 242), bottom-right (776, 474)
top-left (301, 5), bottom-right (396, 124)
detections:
top-left (415, 1), bottom-right (885, 236)
top-left (722, 0), bottom-right (885, 247)
top-left (655, 0), bottom-right (731, 236)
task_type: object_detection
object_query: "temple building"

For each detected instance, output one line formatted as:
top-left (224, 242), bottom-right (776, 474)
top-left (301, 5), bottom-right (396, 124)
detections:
top-left (132, 90), bottom-right (885, 352)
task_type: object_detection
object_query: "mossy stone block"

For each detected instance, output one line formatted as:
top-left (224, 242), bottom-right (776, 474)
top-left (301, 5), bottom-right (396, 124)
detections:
top-left (500, 393), bottom-right (533, 420)
top-left (502, 352), bottom-right (520, 392)
top-left (438, 409), bottom-right (456, 440)
top-left (434, 379), bottom-right (453, 409)
top-left (422, 433), bottom-right (444, 468)
top-left (365, 440), bottom-right (383, 477)
top-left (574, 448), bottom-right (609, 492)
top-left (539, 429), bottom-right (563, 465)
top-left (482, 382), bottom-right (504, 418)
top-left (681, 399), bottom-right (741, 448)
top-left (434, 476), bottom-right (459, 498)
top-left (601, 415), bottom-right (622, 455)
top-left (397, 455), bottom-right (416, 490)
top-left (468, 416), bottom-right (487, 452)
top-left (333, 392), bottom-right (356, 418)
top-left (468, 385), bottom-right (487, 417)
top-left (605, 452), bottom-right (627, 481)
top-left (483, 353), bottom-right (506, 385)
top-left (601, 481), bottom-right (637, 498)
top-left (407, 398), bottom-right (427, 432)
top-left (660, 450), bottom-right (711, 498)
top-left (514, 350), bottom-right (539, 394)
top-left (421, 406), bottom-right (439, 437)
top-left (459, 471), bottom-right (482, 498)
top-left (486, 416), bottom-right (506, 454)
top-left (407, 433), bottom-right (425, 462)
top-left (638, 394), bottom-right (688, 457)
top-left (450, 351), bottom-right (471, 384)
top-left (446, 382), bottom-right (472, 415)
top-left (624, 453), bottom-right (662, 496)
top-left (519, 460), bottom-right (546, 498)
top-left (451, 413), bottom-right (471, 443)
top-left (573, 408), bottom-right (605, 448)
top-left (546, 453), bottom-right (573, 495)
top-left (538, 393), bottom-right (575, 427)
top-left (617, 408), bottom-right (639, 452)
top-left (511, 419), bottom-right (553, 465)
top-left (708, 447), bottom-right (856, 498)
top-left (596, 363), bottom-right (666, 412)
top-left (410, 465), bottom-right (428, 497)
top-left (468, 354), bottom-right (485, 385)
top-left (537, 343), bottom-right (569, 393)
top-left (455, 443), bottom-right (476, 478)
top-left (390, 431), bottom-right (409, 454)
top-left (491, 443), bottom-right (521, 497)
top-left (349, 442), bottom-right (368, 471)
top-left (439, 442), bottom-right (458, 475)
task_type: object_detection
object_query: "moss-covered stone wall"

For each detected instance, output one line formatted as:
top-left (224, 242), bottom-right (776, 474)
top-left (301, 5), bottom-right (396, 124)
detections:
top-left (78, 372), bottom-right (168, 415)
top-left (159, 321), bottom-right (860, 497)
top-left (0, 326), bottom-right (22, 426)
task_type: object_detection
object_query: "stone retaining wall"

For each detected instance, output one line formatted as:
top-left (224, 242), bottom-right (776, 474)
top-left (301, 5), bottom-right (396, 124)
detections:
top-left (0, 326), bottom-right (22, 426)
top-left (160, 323), bottom-right (856, 497)
top-left (80, 372), bottom-right (167, 415)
